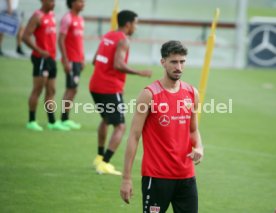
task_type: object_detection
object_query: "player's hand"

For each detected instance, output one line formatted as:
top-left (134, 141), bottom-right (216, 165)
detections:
top-left (81, 61), bottom-right (85, 71)
top-left (120, 178), bottom-right (133, 204)
top-left (7, 9), bottom-right (13, 15)
top-left (91, 59), bottom-right (95, 66)
top-left (39, 50), bottom-right (50, 58)
top-left (62, 58), bottom-right (71, 73)
top-left (139, 70), bottom-right (152, 78)
top-left (187, 147), bottom-right (204, 165)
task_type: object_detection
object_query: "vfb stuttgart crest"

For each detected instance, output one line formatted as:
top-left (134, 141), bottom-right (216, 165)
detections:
top-left (183, 98), bottom-right (192, 110)
top-left (150, 206), bottom-right (160, 213)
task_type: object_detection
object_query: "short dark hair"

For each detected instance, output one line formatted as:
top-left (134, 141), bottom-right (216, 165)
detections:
top-left (67, 0), bottom-right (76, 9)
top-left (161, 40), bottom-right (188, 58)
top-left (117, 10), bottom-right (138, 27)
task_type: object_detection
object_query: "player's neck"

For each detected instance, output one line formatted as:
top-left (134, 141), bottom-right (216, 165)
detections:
top-left (70, 9), bottom-right (79, 16)
top-left (117, 28), bottom-right (128, 36)
top-left (40, 7), bottom-right (51, 13)
top-left (160, 78), bottom-right (180, 93)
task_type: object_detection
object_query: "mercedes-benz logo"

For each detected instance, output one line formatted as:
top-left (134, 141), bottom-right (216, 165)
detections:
top-left (159, 115), bottom-right (170, 126)
top-left (248, 24), bottom-right (276, 66)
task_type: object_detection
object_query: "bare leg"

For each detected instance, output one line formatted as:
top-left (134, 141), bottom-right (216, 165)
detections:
top-left (98, 119), bottom-right (108, 147)
top-left (0, 33), bottom-right (4, 55)
top-left (44, 78), bottom-right (56, 108)
top-left (96, 123), bottom-right (125, 174)
top-left (44, 78), bottom-right (56, 123)
top-left (17, 25), bottom-right (24, 48)
top-left (101, 123), bottom-right (125, 163)
top-left (29, 77), bottom-right (45, 112)
top-left (27, 77), bottom-right (46, 131)
top-left (108, 123), bottom-right (126, 151)
top-left (61, 88), bottom-right (77, 115)
top-left (16, 25), bottom-right (25, 54)
top-left (92, 119), bottom-right (108, 166)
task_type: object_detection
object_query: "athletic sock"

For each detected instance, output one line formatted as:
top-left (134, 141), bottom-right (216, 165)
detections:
top-left (61, 111), bottom-right (69, 121)
top-left (98, 146), bottom-right (105, 156)
top-left (16, 45), bottom-right (25, 55)
top-left (0, 47), bottom-right (4, 56)
top-left (103, 149), bottom-right (114, 163)
top-left (29, 111), bottom-right (36, 122)
top-left (47, 112), bottom-right (55, 124)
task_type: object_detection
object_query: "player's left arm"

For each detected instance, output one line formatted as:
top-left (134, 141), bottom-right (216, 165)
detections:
top-left (91, 47), bottom-right (98, 66)
top-left (187, 87), bottom-right (204, 165)
top-left (59, 16), bottom-right (71, 73)
top-left (81, 51), bottom-right (85, 71)
top-left (6, 0), bottom-right (12, 14)
top-left (80, 19), bottom-right (85, 71)
top-left (23, 13), bottom-right (50, 58)
top-left (120, 89), bottom-right (152, 204)
top-left (114, 39), bottom-right (152, 77)
top-left (58, 33), bottom-right (71, 73)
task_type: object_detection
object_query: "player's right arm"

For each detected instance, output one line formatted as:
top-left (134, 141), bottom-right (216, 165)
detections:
top-left (120, 88), bottom-right (152, 204)
top-left (187, 88), bottom-right (204, 164)
top-left (6, 0), bottom-right (12, 14)
top-left (114, 39), bottom-right (152, 77)
top-left (23, 13), bottom-right (50, 58)
top-left (92, 48), bottom-right (98, 66)
top-left (59, 15), bottom-right (71, 73)
top-left (58, 33), bottom-right (70, 73)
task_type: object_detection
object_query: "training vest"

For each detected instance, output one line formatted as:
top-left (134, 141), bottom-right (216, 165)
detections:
top-left (142, 80), bottom-right (195, 179)
top-left (32, 10), bottom-right (56, 59)
top-left (89, 31), bottom-right (129, 94)
top-left (60, 12), bottom-right (84, 62)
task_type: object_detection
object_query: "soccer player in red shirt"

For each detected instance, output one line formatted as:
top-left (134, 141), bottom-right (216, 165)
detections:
top-left (89, 10), bottom-right (152, 175)
top-left (23, 0), bottom-right (69, 131)
top-left (120, 40), bottom-right (204, 213)
top-left (58, 0), bottom-right (85, 130)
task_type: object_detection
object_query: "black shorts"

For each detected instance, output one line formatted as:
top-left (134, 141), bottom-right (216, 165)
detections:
top-left (66, 62), bottom-right (82, 89)
top-left (142, 176), bottom-right (198, 213)
top-left (91, 92), bottom-right (125, 125)
top-left (31, 55), bottom-right (57, 79)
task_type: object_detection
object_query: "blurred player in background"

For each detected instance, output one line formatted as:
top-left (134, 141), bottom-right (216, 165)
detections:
top-left (0, 0), bottom-right (25, 56)
top-left (23, 0), bottom-right (69, 131)
top-left (58, 0), bottom-right (85, 130)
top-left (89, 10), bottom-right (152, 175)
top-left (120, 40), bottom-right (204, 213)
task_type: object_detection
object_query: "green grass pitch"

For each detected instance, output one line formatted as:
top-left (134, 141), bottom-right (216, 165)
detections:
top-left (0, 57), bottom-right (275, 212)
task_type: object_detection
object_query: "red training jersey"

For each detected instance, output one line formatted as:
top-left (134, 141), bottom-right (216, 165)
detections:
top-left (89, 31), bottom-right (129, 94)
top-left (142, 80), bottom-right (195, 179)
top-left (60, 12), bottom-right (84, 62)
top-left (32, 10), bottom-right (56, 59)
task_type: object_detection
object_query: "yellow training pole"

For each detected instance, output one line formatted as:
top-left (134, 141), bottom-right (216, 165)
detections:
top-left (198, 8), bottom-right (220, 124)
top-left (110, 0), bottom-right (119, 30)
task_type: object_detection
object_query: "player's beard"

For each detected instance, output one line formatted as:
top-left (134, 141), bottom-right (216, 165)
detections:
top-left (166, 70), bottom-right (182, 81)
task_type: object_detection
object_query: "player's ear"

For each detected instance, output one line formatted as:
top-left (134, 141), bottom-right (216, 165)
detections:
top-left (161, 58), bottom-right (165, 67)
top-left (125, 21), bottom-right (131, 29)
